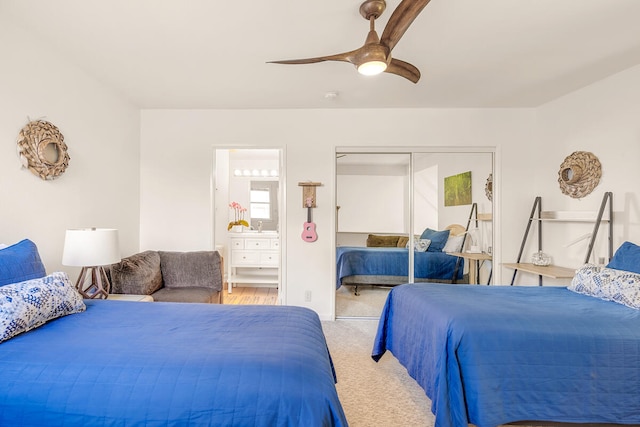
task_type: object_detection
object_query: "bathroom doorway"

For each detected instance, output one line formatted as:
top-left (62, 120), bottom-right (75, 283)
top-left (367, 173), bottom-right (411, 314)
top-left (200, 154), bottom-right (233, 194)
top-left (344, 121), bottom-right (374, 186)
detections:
top-left (213, 148), bottom-right (283, 305)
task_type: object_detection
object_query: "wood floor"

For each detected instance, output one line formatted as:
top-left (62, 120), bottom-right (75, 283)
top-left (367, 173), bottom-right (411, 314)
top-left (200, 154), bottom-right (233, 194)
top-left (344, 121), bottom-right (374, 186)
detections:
top-left (222, 286), bottom-right (278, 305)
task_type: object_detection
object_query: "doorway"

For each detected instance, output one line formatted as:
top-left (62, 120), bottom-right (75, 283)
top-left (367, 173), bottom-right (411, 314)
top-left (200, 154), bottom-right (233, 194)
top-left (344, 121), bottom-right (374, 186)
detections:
top-left (213, 148), bottom-right (283, 305)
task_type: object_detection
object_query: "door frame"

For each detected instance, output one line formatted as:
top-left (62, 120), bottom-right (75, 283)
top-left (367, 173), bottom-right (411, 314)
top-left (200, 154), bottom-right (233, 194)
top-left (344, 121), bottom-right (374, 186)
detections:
top-left (211, 146), bottom-right (286, 305)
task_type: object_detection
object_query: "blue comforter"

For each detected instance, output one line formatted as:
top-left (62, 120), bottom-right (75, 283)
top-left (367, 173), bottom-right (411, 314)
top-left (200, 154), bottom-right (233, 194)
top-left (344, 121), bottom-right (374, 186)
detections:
top-left (336, 247), bottom-right (462, 288)
top-left (372, 283), bottom-right (640, 427)
top-left (0, 300), bottom-right (347, 427)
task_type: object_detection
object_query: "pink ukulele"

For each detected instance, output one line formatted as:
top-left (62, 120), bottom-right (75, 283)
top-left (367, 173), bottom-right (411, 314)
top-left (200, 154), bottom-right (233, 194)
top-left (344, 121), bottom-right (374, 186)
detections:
top-left (301, 197), bottom-right (318, 242)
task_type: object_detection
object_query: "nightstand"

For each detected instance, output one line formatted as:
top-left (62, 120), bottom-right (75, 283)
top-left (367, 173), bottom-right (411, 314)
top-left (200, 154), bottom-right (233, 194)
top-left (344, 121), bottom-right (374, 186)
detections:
top-left (449, 252), bottom-right (492, 285)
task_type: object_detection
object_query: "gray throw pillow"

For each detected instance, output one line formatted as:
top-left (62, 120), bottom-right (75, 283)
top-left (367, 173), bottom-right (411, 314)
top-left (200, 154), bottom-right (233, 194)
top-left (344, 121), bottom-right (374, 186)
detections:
top-left (110, 251), bottom-right (163, 295)
top-left (158, 251), bottom-right (222, 291)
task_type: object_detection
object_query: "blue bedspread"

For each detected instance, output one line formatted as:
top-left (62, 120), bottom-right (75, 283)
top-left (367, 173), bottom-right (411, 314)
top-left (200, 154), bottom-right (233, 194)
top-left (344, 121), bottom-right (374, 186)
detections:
top-left (0, 300), bottom-right (347, 427)
top-left (372, 283), bottom-right (640, 427)
top-left (336, 247), bottom-right (462, 288)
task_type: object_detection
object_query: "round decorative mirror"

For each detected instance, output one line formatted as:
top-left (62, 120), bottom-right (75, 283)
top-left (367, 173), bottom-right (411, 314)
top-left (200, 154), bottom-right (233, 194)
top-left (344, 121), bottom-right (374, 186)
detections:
top-left (485, 173), bottom-right (493, 201)
top-left (17, 120), bottom-right (70, 180)
top-left (557, 151), bottom-right (601, 199)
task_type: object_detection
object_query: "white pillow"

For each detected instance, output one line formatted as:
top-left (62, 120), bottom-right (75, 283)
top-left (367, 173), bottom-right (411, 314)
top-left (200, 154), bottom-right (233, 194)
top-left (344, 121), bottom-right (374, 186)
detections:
top-left (0, 272), bottom-right (86, 343)
top-left (443, 235), bottom-right (465, 253)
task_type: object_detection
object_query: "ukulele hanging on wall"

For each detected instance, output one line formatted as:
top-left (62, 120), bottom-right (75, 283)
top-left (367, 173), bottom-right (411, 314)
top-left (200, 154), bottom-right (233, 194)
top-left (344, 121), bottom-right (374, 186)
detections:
top-left (301, 197), bottom-right (318, 242)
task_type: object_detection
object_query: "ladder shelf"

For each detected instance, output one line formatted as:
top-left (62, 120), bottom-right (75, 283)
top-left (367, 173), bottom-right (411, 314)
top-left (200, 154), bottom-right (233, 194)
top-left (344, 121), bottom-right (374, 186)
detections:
top-left (505, 192), bottom-right (613, 286)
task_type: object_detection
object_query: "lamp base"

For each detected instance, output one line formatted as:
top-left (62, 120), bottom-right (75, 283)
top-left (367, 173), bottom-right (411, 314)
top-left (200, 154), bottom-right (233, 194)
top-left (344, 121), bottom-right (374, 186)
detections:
top-left (75, 266), bottom-right (111, 299)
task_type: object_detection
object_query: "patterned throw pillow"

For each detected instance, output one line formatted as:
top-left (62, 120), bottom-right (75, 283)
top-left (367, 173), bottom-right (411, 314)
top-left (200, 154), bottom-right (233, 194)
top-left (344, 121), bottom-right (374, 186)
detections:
top-left (568, 263), bottom-right (601, 295)
top-left (414, 238), bottom-right (431, 252)
top-left (569, 264), bottom-right (640, 309)
top-left (0, 272), bottom-right (86, 343)
top-left (406, 237), bottom-right (431, 252)
top-left (595, 268), bottom-right (640, 309)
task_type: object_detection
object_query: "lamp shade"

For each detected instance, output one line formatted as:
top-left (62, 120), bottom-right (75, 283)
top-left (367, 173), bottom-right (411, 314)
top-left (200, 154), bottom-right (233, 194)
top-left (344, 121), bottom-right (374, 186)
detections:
top-left (62, 228), bottom-right (120, 267)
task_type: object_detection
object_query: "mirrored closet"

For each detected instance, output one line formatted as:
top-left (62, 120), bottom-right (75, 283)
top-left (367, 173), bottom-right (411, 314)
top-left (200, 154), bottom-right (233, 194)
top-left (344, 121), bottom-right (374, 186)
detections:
top-left (335, 148), bottom-right (494, 318)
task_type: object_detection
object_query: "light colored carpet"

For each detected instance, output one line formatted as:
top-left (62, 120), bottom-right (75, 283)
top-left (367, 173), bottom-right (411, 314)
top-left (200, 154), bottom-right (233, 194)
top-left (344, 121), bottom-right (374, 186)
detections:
top-left (322, 319), bottom-right (544, 427)
top-left (322, 319), bottom-right (434, 426)
top-left (335, 285), bottom-right (391, 318)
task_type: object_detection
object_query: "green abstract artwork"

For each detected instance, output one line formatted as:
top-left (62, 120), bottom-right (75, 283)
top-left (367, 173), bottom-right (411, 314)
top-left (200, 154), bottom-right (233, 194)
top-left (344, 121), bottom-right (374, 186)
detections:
top-left (444, 171), bottom-right (472, 206)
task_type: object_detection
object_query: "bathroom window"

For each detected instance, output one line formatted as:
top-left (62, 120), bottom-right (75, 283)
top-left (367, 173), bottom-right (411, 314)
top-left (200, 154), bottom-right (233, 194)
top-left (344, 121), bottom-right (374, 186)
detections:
top-left (249, 181), bottom-right (279, 231)
top-left (250, 189), bottom-right (271, 219)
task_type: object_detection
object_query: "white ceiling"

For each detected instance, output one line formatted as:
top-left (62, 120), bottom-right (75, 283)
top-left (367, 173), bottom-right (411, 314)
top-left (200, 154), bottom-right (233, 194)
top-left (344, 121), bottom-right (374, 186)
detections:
top-left (3, 0), bottom-right (640, 109)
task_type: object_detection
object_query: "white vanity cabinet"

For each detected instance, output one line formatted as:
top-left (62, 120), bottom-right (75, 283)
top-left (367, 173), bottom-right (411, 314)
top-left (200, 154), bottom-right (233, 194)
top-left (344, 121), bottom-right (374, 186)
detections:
top-left (228, 232), bottom-right (279, 293)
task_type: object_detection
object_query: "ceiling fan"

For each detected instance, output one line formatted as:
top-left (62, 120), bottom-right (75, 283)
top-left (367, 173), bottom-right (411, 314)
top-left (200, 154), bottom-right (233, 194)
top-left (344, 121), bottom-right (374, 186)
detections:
top-left (268, 0), bottom-right (432, 84)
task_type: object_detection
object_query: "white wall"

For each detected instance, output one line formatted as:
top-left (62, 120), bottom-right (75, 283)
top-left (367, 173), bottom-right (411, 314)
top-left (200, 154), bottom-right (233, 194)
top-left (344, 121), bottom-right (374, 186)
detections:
top-left (140, 109), bottom-right (533, 319)
top-left (415, 152), bottom-right (493, 236)
top-left (520, 64), bottom-right (640, 285)
top-left (337, 173), bottom-right (406, 233)
top-left (0, 19), bottom-right (140, 277)
top-left (414, 163), bottom-right (438, 233)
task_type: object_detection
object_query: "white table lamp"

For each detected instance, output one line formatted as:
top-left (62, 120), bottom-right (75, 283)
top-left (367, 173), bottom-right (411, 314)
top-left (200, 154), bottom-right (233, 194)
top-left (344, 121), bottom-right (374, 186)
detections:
top-left (62, 228), bottom-right (120, 299)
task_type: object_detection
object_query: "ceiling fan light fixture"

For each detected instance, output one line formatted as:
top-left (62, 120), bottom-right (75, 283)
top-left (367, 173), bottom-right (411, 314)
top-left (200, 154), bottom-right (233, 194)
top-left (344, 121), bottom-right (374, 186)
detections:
top-left (357, 60), bottom-right (387, 76)
top-left (356, 41), bottom-right (388, 76)
top-left (268, 0), bottom-right (430, 83)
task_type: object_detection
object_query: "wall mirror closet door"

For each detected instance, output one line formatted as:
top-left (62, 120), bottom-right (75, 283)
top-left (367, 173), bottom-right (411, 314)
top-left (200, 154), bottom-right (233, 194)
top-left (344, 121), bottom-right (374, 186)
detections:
top-left (412, 152), bottom-right (494, 287)
top-left (335, 152), bottom-right (411, 318)
top-left (213, 148), bottom-right (282, 306)
top-left (335, 149), bottom-right (494, 319)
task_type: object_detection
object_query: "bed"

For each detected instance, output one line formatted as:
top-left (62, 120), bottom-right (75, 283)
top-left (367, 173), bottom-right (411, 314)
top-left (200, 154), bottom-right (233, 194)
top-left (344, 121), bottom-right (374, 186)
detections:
top-left (372, 281), bottom-right (640, 427)
top-left (336, 225), bottom-right (467, 294)
top-left (0, 240), bottom-right (347, 426)
top-left (336, 247), bottom-right (463, 293)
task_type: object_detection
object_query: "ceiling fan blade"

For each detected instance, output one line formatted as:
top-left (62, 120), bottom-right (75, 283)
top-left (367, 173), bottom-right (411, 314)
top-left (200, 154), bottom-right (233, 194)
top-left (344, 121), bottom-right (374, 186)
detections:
top-left (268, 49), bottom-right (359, 66)
top-left (380, 0), bottom-right (432, 52)
top-left (384, 58), bottom-right (420, 83)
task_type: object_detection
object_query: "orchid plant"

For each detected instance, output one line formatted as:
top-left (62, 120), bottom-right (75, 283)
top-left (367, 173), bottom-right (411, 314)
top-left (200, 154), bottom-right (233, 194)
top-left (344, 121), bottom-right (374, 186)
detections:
top-left (228, 201), bottom-right (249, 230)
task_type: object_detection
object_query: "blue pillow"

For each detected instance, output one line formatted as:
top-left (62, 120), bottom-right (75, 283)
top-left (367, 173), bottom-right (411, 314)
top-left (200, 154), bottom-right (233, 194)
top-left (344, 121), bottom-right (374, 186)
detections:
top-left (606, 241), bottom-right (640, 275)
top-left (420, 228), bottom-right (450, 252)
top-left (0, 239), bottom-right (46, 286)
